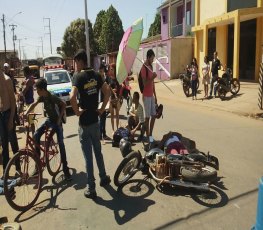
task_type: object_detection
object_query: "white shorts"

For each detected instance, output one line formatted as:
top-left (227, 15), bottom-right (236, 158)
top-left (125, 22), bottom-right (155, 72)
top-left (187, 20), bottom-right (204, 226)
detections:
top-left (143, 96), bottom-right (156, 118)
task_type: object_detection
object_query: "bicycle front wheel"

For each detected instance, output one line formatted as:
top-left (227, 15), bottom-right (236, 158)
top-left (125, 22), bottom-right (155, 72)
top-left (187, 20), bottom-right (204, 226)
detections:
top-left (46, 131), bottom-right (61, 176)
top-left (4, 149), bottom-right (42, 212)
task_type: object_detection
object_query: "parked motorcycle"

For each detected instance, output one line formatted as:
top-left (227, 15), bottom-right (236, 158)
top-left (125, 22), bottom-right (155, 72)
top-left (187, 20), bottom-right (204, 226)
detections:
top-left (114, 148), bottom-right (219, 192)
top-left (179, 67), bottom-right (200, 97)
top-left (215, 68), bottom-right (240, 100)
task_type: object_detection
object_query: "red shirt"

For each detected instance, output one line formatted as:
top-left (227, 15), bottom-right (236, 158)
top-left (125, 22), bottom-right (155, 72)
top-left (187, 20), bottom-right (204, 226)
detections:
top-left (141, 64), bottom-right (154, 97)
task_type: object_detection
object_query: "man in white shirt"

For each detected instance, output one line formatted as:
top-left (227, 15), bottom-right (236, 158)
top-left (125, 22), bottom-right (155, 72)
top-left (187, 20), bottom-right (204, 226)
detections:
top-left (128, 91), bottom-right (145, 142)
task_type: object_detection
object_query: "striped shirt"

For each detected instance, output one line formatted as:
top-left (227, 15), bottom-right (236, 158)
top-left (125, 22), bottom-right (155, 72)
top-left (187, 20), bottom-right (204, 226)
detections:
top-left (130, 103), bottom-right (144, 123)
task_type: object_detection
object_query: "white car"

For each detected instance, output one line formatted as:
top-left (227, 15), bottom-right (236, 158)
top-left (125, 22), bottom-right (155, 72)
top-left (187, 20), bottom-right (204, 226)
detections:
top-left (44, 68), bottom-right (72, 107)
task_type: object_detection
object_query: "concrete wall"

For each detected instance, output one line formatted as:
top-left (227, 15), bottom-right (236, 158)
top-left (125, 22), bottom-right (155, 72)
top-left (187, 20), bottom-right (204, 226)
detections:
top-left (200, 0), bottom-right (226, 24)
top-left (170, 37), bottom-right (194, 77)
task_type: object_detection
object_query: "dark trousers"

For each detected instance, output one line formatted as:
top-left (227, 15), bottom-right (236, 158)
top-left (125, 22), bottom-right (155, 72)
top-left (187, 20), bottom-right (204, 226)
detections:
top-left (33, 119), bottom-right (68, 172)
top-left (210, 74), bottom-right (218, 96)
top-left (191, 79), bottom-right (198, 97)
top-left (0, 109), bottom-right (20, 172)
top-left (99, 111), bottom-right (107, 138)
top-left (127, 116), bottom-right (146, 138)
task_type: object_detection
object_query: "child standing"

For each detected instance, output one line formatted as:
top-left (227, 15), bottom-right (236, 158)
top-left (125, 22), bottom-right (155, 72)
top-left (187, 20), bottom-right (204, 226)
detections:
top-left (25, 78), bottom-right (71, 180)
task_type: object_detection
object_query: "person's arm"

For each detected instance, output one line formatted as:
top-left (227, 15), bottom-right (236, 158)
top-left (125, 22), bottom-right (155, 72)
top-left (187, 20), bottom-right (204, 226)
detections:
top-left (6, 77), bottom-right (16, 131)
top-left (25, 101), bottom-right (38, 116)
top-left (98, 82), bottom-right (110, 116)
top-left (22, 79), bottom-right (30, 95)
top-left (70, 86), bottom-right (84, 116)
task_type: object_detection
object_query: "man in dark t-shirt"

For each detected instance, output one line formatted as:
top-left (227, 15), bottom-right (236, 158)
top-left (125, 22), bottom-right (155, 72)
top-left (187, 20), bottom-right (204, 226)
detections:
top-left (70, 49), bottom-right (111, 199)
top-left (210, 51), bottom-right (222, 97)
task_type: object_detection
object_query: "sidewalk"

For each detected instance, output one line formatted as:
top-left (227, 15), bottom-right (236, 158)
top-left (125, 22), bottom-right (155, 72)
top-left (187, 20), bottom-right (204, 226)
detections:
top-left (131, 79), bottom-right (263, 120)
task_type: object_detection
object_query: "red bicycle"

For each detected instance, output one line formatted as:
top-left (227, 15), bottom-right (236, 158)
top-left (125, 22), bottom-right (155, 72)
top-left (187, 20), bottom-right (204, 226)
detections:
top-left (3, 113), bottom-right (61, 211)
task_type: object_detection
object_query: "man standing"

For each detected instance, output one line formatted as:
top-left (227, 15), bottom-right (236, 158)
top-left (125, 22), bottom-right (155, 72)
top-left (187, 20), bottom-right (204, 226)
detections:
top-left (0, 69), bottom-right (20, 176)
top-left (140, 49), bottom-right (157, 148)
top-left (70, 49), bottom-right (111, 199)
top-left (210, 51), bottom-right (221, 97)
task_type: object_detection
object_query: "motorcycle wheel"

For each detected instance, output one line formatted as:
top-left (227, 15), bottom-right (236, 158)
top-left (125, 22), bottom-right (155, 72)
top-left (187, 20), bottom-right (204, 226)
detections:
top-left (230, 79), bottom-right (240, 95)
top-left (218, 86), bottom-right (226, 100)
top-left (114, 151), bottom-right (142, 187)
top-left (183, 83), bottom-right (190, 97)
top-left (181, 166), bottom-right (217, 183)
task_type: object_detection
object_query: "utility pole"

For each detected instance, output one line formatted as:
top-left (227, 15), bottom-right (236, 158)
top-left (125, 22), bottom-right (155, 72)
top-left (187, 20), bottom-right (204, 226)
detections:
top-left (9, 24), bottom-right (17, 57)
top-left (84, 0), bottom-right (90, 67)
top-left (43, 17), bottom-right (52, 54)
top-left (40, 37), bottom-right (44, 57)
top-left (1, 14), bottom-right (7, 61)
top-left (17, 38), bottom-right (22, 61)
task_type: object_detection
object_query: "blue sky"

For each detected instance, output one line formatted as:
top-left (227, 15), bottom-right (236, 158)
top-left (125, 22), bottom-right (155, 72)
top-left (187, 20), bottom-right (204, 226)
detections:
top-left (0, 0), bottom-right (163, 59)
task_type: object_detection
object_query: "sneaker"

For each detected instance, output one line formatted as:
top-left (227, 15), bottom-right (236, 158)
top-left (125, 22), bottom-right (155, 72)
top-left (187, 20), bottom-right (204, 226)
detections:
top-left (84, 189), bottom-right (97, 199)
top-left (103, 135), bottom-right (111, 140)
top-left (100, 175), bottom-right (111, 187)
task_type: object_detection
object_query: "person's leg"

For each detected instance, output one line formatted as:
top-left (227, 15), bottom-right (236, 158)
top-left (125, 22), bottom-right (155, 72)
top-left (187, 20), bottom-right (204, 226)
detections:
top-left (100, 111), bottom-right (107, 138)
top-left (210, 77), bottom-right (214, 96)
top-left (78, 125), bottom-right (95, 191)
top-left (89, 123), bottom-right (108, 181)
top-left (115, 103), bottom-right (120, 130)
top-left (109, 104), bottom-right (115, 132)
top-left (51, 123), bottom-right (68, 172)
top-left (8, 123), bottom-right (20, 171)
top-left (0, 111), bottom-right (10, 171)
top-left (33, 120), bottom-right (48, 157)
top-left (143, 96), bottom-right (151, 139)
top-left (149, 96), bottom-right (156, 137)
top-left (139, 122), bottom-right (146, 140)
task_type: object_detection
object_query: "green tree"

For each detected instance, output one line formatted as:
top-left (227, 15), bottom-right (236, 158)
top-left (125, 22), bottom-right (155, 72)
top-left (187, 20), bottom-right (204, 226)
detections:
top-left (61, 18), bottom-right (96, 58)
top-left (99, 5), bottom-right (124, 54)
top-left (93, 10), bottom-right (107, 54)
top-left (148, 12), bottom-right (161, 38)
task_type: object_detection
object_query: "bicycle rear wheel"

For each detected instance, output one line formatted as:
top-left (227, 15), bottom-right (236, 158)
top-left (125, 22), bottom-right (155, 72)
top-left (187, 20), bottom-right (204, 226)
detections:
top-left (4, 149), bottom-right (42, 212)
top-left (46, 131), bottom-right (61, 176)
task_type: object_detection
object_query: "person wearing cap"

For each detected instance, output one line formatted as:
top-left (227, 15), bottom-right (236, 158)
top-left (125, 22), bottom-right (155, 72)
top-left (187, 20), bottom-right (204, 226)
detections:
top-left (0, 69), bottom-right (20, 176)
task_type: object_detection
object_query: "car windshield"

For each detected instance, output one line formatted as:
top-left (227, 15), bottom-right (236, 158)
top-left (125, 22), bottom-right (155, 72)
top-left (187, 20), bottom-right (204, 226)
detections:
top-left (45, 71), bottom-right (71, 85)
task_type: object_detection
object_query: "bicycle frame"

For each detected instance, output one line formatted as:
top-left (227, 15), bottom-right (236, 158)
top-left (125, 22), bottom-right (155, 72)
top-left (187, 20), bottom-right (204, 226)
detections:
top-left (24, 114), bottom-right (57, 171)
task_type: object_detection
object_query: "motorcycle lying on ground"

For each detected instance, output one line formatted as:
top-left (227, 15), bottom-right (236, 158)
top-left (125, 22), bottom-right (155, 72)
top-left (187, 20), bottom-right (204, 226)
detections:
top-left (215, 68), bottom-right (240, 100)
top-left (114, 147), bottom-right (219, 192)
top-left (179, 69), bottom-right (200, 97)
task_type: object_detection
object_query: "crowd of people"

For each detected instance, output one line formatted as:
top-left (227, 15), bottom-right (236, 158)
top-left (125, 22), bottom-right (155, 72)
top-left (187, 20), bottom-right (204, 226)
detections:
top-left (0, 48), bottom-right (160, 199)
top-left (187, 51), bottom-right (222, 100)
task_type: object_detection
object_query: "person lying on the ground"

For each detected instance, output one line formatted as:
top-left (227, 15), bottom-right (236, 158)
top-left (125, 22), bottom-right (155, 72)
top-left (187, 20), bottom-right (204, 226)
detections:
top-left (127, 91), bottom-right (145, 142)
top-left (158, 131), bottom-right (188, 155)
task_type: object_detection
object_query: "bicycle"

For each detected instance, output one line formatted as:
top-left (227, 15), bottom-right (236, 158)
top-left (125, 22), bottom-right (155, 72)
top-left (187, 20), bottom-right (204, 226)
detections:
top-left (3, 113), bottom-right (61, 211)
